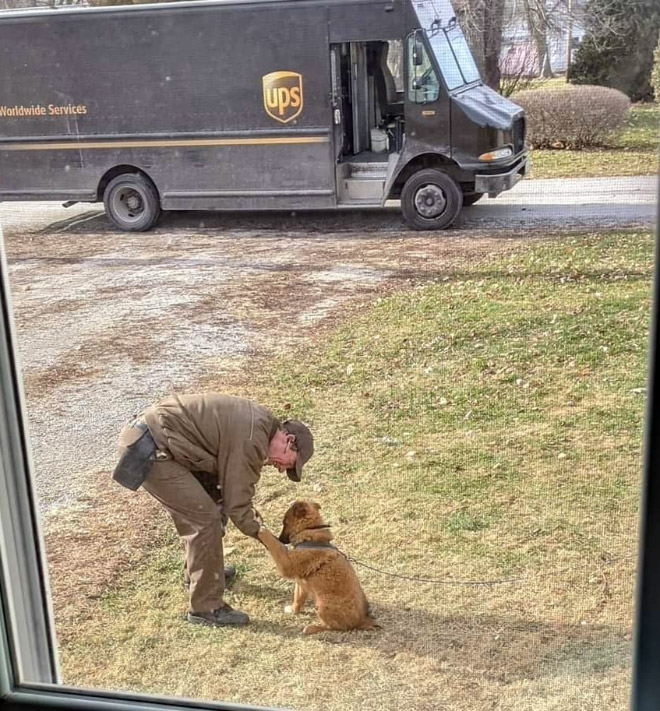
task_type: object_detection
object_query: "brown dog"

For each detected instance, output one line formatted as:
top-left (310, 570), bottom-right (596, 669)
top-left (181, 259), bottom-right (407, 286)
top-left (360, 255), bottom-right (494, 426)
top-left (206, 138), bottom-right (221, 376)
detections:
top-left (258, 499), bottom-right (376, 635)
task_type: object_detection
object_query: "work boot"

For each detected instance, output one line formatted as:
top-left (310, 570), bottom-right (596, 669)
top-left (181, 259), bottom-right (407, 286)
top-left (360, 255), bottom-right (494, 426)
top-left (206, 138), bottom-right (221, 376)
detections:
top-left (187, 603), bottom-right (250, 627)
top-left (183, 565), bottom-right (236, 592)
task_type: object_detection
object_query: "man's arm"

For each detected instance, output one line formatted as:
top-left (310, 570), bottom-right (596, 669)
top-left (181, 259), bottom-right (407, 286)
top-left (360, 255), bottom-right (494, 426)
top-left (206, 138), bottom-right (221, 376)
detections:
top-left (221, 439), bottom-right (264, 538)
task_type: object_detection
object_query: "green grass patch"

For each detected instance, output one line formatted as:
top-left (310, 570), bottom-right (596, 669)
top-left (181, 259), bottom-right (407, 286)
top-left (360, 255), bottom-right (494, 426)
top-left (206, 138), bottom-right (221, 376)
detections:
top-left (523, 77), bottom-right (570, 92)
top-left (529, 102), bottom-right (659, 178)
top-left (258, 230), bottom-right (650, 561)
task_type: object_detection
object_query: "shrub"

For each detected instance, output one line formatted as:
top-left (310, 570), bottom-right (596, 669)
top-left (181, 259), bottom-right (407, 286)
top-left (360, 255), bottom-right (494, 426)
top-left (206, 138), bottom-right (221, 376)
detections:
top-left (569, 0), bottom-right (660, 102)
top-left (652, 31), bottom-right (660, 103)
top-left (512, 85), bottom-right (631, 149)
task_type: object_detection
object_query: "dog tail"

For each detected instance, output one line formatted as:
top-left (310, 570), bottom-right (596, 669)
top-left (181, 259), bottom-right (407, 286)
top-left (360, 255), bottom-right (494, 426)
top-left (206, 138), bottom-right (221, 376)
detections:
top-left (359, 599), bottom-right (380, 630)
top-left (358, 615), bottom-right (380, 630)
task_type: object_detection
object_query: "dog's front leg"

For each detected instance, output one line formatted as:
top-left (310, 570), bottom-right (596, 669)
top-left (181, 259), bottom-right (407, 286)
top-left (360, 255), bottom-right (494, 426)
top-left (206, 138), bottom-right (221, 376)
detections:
top-left (285, 582), bottom-right (309, 614)
top-left (258, 527), bottom-right (298, 578)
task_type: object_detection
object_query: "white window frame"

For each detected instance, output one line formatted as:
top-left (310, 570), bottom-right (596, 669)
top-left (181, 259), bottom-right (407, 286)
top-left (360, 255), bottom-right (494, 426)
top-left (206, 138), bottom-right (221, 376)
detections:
top-left (0, 224), bottom-right (59, 687)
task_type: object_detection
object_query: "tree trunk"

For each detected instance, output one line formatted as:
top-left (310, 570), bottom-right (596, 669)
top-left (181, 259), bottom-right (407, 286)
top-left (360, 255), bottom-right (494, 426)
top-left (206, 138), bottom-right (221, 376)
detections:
top-left (523, 0), bottom-right (554, 77)
top-left (483, 0), bottom-right (506, 89)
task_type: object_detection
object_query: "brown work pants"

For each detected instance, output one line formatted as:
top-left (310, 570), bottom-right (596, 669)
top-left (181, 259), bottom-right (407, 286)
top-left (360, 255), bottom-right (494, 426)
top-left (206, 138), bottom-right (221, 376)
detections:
top-left (142, 459), bottom-right (225, 613)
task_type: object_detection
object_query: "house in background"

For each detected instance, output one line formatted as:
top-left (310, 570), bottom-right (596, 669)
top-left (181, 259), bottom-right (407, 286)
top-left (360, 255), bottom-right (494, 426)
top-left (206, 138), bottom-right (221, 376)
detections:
top-left (500, 0), bottom-right (585, 77)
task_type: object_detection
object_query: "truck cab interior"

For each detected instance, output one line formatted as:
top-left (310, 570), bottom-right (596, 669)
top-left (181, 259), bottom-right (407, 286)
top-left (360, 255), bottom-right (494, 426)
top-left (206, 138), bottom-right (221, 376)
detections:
top-left (333, 40), bottom-right (404, 157)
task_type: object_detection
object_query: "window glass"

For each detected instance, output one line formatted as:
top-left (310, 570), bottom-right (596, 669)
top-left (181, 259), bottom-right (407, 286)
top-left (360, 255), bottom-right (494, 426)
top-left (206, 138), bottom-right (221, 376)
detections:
top-left (386, 39), bottom-right (404, 93)
top-left (413, 0), bottom-right (482, 90)
top-left (448, 29), bottom-right (480, 84)
top-left (427, 30), bottom-right (463, 91)
top-left (407, 35), bottom-right (441, 102)
top-left (0, 0), bottom-right (657, 710)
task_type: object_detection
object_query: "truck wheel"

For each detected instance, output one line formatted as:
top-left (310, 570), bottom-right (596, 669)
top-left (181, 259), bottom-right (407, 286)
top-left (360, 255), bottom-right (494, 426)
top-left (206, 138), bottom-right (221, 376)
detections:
top-left (103, 173), bottom-right (161, 231)
top-left (401, 169), bottom-right (463, 230)
top-left (463, 191), bottom-right (484, 206)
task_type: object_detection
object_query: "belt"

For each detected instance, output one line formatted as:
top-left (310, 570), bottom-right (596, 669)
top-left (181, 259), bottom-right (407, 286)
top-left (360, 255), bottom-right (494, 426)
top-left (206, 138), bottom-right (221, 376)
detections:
top-left (129, 413), bottom-right (147, 429)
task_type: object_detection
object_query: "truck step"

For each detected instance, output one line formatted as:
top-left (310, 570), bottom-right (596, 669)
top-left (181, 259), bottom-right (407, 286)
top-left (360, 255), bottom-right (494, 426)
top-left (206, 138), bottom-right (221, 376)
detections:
top-left (346, 161), bottom-right (388, 180)
top-left (339, 176), bottom-right (385, 202)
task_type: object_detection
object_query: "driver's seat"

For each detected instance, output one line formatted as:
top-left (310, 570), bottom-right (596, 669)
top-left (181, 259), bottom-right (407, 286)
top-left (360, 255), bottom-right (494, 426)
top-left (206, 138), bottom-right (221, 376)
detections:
top-left (370, 42), bottom-right (404, 120)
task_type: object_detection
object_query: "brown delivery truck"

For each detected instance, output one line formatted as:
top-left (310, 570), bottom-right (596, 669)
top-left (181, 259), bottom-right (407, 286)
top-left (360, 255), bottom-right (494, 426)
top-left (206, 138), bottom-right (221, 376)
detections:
top-left (0, 0), bottom-right (528, 231)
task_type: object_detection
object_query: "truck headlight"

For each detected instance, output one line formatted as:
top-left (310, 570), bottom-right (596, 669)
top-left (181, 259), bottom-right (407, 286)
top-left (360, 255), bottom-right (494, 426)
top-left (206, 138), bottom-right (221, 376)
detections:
top-left (478, 146), bottom-right (513, 161)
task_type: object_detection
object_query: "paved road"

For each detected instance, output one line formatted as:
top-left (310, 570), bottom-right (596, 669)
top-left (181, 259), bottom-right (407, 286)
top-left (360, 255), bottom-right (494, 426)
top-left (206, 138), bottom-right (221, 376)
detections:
top-left (468, 174), bottom-right (657, 228)
top-left (0, 175), bottom-right (657, 234)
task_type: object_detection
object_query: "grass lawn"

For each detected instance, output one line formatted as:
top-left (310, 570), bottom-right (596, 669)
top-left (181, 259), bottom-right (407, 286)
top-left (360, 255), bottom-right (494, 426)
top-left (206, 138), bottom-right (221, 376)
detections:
top-left (55, 229), bottom-right (652, 711)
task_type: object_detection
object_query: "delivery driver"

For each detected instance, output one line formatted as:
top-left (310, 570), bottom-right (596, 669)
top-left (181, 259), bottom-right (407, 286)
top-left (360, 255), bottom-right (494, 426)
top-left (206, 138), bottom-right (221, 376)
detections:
top-left (112, 392), bottom-right (314, 627)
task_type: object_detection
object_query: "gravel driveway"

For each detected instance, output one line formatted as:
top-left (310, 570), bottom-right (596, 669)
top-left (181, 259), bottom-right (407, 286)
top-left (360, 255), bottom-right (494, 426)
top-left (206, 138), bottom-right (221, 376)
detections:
top-left (0, 175), bottom-right (655, 516)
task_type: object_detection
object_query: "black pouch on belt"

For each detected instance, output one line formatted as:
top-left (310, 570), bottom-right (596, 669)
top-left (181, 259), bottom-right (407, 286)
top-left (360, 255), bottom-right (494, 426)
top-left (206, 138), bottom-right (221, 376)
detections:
top-left (191, 470), bottom-right (222, 503)
top-left (112, 423), bottom-right (157, 491)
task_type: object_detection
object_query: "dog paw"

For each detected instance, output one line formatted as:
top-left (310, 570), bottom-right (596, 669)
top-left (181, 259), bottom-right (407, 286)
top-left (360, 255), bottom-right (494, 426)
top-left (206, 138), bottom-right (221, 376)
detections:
top-left (284, 604), bottom-right (296, 614)
top-left (302, 623), bottom-right (326, 635)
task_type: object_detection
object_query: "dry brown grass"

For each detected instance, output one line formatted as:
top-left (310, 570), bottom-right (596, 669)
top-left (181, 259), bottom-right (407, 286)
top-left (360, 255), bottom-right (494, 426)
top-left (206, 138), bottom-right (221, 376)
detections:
top-left (43, 476), bottom-right (165, 644)
top-left (51, 477), bottom-right (634, 711)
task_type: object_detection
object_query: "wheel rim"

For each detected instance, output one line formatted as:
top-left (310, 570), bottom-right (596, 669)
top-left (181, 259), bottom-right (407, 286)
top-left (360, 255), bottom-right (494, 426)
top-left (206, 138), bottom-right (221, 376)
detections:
top-left (413, 183), bottom-right (447, 219)
top-left (111, 186), bottom-right (147, 224)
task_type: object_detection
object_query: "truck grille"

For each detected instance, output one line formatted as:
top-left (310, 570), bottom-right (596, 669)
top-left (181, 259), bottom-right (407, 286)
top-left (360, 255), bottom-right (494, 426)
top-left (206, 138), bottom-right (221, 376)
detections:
top-left (513, 116), bottom-right (526, 155)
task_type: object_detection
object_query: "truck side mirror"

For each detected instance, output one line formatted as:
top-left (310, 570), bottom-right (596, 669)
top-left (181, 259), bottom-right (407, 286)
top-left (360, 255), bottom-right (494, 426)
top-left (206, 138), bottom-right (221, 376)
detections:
top-left (412, 41), bottom-right (423, 66)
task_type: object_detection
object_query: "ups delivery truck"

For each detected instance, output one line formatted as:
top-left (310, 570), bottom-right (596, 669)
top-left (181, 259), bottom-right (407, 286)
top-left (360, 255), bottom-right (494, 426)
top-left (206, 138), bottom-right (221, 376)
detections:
top-left (0, 0), bottom-right (528, 231)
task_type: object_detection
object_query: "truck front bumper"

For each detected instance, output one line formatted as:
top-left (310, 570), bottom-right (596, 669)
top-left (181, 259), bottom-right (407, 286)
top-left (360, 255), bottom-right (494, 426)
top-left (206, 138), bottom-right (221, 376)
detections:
top-left (475, 155), bottom-right (529, 197)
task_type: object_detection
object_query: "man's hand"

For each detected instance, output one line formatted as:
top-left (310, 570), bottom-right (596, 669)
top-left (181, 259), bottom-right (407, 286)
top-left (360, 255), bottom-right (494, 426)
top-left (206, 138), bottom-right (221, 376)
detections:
top-left (253, 508), bottom-right (268, 542)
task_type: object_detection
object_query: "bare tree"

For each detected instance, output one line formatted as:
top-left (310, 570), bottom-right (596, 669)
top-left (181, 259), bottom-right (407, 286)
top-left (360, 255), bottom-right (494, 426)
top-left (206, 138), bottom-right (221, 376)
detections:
top-left (457, 0), bottom-right (581, 90)
top-left (484, 0), bottom-right (507, 87)
top-left (499, 41), bottom-right (539, 94)
top-left (455, 0), bottom-right (506, 89)
top-left (522, 0), bottom-right (554, 76)
top-left (517, 0), bottom-right (584, 76)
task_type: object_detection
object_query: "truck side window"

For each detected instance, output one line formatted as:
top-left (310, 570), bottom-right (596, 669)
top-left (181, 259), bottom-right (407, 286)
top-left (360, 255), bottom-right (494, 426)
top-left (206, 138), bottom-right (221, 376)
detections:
top-left (386, 39), bottom-right (404, 93)
top-left (407, 35), bottom-right (440, 103)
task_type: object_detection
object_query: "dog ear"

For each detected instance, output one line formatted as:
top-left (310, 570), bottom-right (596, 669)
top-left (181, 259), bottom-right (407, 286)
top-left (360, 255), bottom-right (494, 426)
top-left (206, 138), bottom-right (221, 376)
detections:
top-left (313, 502), bottom-right (321, 511)
top-left (291, 500), bottom-right (309, 518)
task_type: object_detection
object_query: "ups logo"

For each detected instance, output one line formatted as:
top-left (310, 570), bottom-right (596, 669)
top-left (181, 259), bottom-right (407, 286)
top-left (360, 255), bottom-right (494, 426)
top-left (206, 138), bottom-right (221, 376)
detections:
top-left (262, 71), bottom-right (303, 124)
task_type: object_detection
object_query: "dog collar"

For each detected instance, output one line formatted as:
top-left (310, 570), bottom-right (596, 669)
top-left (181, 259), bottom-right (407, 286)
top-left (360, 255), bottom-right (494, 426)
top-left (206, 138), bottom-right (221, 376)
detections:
top-left (293, 541), bottom-right (337, 550)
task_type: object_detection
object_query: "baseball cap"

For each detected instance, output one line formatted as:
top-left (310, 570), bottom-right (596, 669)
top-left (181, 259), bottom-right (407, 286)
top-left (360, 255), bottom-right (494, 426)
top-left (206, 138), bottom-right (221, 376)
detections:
top-left (281, 419), bottom-right (314, 482)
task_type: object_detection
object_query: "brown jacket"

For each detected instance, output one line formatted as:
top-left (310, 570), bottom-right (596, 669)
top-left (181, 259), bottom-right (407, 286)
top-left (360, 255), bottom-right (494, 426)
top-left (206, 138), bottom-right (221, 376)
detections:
top-left (144, 393), bottom-right (278, 537)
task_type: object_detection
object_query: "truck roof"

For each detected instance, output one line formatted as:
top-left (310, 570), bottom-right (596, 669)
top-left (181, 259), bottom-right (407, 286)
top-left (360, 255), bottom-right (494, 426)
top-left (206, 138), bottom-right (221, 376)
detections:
top-left (0, 0), bottom-right (390, 21)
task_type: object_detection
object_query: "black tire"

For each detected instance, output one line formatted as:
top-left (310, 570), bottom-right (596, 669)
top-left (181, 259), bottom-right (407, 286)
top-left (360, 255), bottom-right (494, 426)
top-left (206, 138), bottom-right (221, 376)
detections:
top-left (463, 191), bottom-right (484, 206)
top-left (400, 168), bottom-right (463, 230)
top-left (103, 173), bottom-right (161, 231)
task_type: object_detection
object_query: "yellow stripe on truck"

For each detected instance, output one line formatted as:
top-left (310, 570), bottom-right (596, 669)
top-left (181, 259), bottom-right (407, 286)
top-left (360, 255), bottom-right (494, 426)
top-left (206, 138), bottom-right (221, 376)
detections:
top-left (0, 136), bottom-right (329, 151)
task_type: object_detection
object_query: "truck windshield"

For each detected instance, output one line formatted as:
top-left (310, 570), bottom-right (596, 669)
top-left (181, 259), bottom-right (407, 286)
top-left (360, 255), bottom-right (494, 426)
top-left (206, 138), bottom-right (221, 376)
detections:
top-left (412, 0), bottom-right (482, 90)
top-left (428, 28), bottom-right (481, 90)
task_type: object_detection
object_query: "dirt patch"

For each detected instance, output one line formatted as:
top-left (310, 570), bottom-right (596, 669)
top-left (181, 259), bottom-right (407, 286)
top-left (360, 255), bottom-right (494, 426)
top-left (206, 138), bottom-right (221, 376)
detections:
top-left (0, 216), bottom-right (544, 651)
top-left (5, 219), bottom-right (539, 512)
top-left (4, 219), bottom-right (552, 572)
